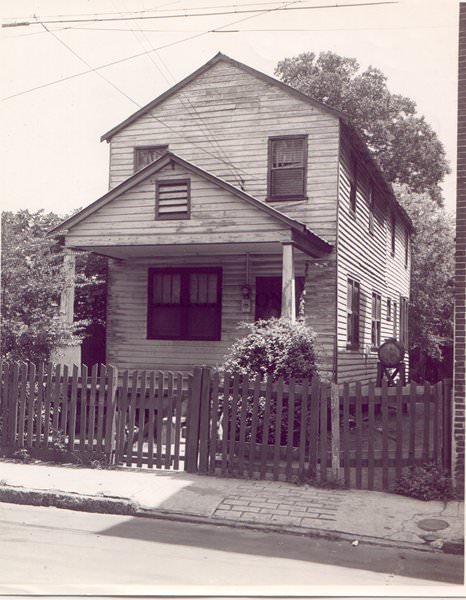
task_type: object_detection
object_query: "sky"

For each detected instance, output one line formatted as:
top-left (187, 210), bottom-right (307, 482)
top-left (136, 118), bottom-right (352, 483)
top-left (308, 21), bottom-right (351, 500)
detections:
top-left (1, 0), bottom-right (460, 217)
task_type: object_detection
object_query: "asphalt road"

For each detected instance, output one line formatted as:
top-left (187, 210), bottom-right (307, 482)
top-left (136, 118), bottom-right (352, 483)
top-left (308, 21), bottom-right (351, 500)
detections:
top-left (0, 502), bottom-right (463, 595)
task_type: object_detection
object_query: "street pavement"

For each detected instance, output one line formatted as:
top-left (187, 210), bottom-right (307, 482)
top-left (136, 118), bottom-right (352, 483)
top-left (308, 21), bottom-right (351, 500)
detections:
top-left (0, 502), bottom-right (463, 594)
top-left (0, 459), bottom-right (463, 556)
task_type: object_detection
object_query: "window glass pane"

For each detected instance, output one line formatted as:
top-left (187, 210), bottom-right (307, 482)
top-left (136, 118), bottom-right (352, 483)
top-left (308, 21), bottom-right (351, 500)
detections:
top-left (149, 306), bottom-right (182, 338)
top-left (272, 138), bottom-right (304, 168)
top-left (271, 168), bottom-right (304, 197)
top-left (153, 273), bottom-right (180, 304)
top-left (190, 272), bottom-right (217, 304)
top-left (186, 306), bottom-right (218, 339)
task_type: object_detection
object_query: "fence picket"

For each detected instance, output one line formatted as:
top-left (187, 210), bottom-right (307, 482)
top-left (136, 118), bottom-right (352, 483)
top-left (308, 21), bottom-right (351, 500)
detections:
top-left (208, 371), bottom-right (220, 473)
top-left (308, 378), bottom-right (319, 479)
top-left (79, 365), bottom-right (88, 451)
top-left (319, 383), bottom-right (328, 483)
top-left (51, 364), bottom-right (61, 437)
top-left (298, 380), bottom-right (308, 477)
top-left (343, 382), bottom-right (350, 487)
top-left (1, 362), bottom-right (11, 446)
top-left (164, 372), bottom-right (175, 469)
top-left (285, 378), bottom-right (296, 481)
top-left (61, 365), bottom-right (69, 438)
top-left (156, 371), bottom-right (165, 469)
top-left (381, 380), bottom-right (389, 490)
top-left (423, 382), bottom-right (431, 462)
top-left (433, 382), bottom-right (441, 465)
top-left (42, 364), bottom-right (53, 448)
top-left (126, 371), bottom-right (139, 466)
top-left (228, 374), bottom-right (240, 473)
top-left (146, 372), bottom-right (156, 469)
top-left (136, 371), bottom-right (147, 468)
top-left (355, 382), bottom-right (362, 489)
top-left (237, 374), bottom-right (249, 478)
top-left (115, 370), bottom-right (129, 464)
top-left (409, 381), bottom-right (416, 463)
top-left (367, 381), bottom-right (375, 490)
top-left (273, 378), bottom-right (284, 481)
top-left (68, 365), bottom-right (79, 452)
top-left (88, 365), bottom-right (98, 452)
top-left (26, 362), bottom-right (36, 448)
top-left (198, 368), bottom-right (212, 474)
top-left (260, 377), bottom-right (272, 480)
top-left (104, 365), bottom-right (118, 462)
top-left (395, 381), bottom-right (403, 480)
top-left (220, 373), bottom-right (231, 476)
top-left (96, 364), bottom-right (107, 454)
top-left (173, 372), bottom-right (183, 471)
top-left (248, 376), bottom-right (261, 479)
top-left (18, 362), bottom-right (28, 448)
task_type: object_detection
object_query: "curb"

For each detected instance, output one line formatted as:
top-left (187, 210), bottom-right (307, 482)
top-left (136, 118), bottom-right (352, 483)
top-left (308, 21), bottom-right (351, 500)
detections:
top-left (0, 485), bottom-right (462, 555)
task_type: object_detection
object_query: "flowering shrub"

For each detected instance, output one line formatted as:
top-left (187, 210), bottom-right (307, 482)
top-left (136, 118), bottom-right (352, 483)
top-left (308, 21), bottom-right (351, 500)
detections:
top-left (223, 317), bottom-right (319, 383)
top-left (394, 463), bottom-right (455, 501)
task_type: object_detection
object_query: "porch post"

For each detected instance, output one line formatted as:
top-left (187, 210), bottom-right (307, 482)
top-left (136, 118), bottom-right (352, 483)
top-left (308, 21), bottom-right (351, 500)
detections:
top-left (60, 248), bottom-right (76, 326)
top-left (281, 242), bottom-right (296, 322)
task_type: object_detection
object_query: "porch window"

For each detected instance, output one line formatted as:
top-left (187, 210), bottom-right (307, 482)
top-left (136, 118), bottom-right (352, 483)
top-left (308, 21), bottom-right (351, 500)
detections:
top-left (147, 267), bottom-right (222, 340)
top-left (347, 278), bottom-right (360, 349)
top-left (134, 145), bottom-right (168, 172)
top-left (268, 135), bottom-right (307, 200)
top-left (156, 179), bottom-right (190, 220)
top-left (371, 292), bottom-right (381, 349)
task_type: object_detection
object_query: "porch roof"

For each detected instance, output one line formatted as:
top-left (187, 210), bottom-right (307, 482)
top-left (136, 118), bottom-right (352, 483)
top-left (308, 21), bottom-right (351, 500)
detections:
top-left (50, 151), bottom-right (332, 258)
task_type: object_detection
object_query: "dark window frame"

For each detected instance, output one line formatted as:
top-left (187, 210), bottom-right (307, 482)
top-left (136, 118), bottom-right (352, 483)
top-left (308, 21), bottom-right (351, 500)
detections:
top-left (134, 144), bottom-right (169, 172)
top-left (371, 292), bottom-right (382, 350)
top-left (400, 296), bottom-right (409, 348)
top-left (347, 277), bottom-right (361, 350)
top-left (404, 228), bottom-right (409, 269)
top-left (267, 134), bottom-right (308, 201)
top-left (155, 178), bottom-right (191, 220)
top-left (393, 300), bottom-right (398, 338)
top-left (147, 267), bottom-right (222, 341)
top-left (387, 297), bottom-right (392, 321)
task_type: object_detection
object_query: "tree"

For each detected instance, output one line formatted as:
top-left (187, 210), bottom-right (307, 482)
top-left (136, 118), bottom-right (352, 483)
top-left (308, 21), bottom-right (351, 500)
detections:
top-left (394, 185), bottom-right (455, 359)
top-left (1, 210), bottom-right (106, 363)
top-left (275, 51), bottom-right (449, 202)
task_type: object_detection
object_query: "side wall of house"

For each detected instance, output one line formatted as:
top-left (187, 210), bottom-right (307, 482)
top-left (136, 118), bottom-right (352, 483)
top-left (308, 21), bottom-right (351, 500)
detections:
top-left (106, 251), bottom-right (336, 376)
top-left (107, 59), bottom-right (340, 245)
top-left (336, 131), bottom-right (410, 383)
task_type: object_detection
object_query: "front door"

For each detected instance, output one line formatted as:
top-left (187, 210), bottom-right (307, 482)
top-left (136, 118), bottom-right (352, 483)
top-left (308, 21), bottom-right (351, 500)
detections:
top-left (255, 276), bottom-right (304, 320)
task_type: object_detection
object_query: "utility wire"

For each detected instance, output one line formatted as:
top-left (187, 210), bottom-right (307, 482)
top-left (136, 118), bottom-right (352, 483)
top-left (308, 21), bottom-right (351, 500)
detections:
top-left (2, 1), bottom-right (398, 26)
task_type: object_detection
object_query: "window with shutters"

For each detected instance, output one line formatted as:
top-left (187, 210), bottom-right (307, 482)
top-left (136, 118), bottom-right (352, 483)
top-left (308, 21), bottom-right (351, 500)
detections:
top-left (147, 268), bottom-right (222, 340)
top-left (267, 135), bottom-right (307, 200)
top-left (347, 278), bottom-right (360, 349)
top-left (134, 145), bottom-right (168, 172)
top-left (371, 292), bottom-right (381, 349)
top-left (155, 179), bottom-right (190, 220)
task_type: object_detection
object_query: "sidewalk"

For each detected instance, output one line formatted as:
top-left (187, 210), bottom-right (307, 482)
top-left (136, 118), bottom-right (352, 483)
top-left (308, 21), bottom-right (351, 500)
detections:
top-left (0, 459), bottom-right (463, 554)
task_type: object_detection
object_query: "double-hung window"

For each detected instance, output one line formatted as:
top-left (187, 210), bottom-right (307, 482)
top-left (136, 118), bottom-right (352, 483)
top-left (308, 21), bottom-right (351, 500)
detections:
top-left (268, 135), bottom-right (307, 200)
top-left (347, 278), bottom-right (360, 349)
top-left (134, 145), bottom-right (168, 172)
top-left (147, 268), bottom-right (222, 341)
top-left (400, 296), bottom-right (409, 348)
top-left (371, 292), bottom-right (381, 349)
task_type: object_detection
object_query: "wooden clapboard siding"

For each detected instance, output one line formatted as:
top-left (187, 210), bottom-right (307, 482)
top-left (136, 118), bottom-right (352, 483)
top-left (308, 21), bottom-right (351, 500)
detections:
top-left (67, 162), bottom-right (293, 248)
top-left (107, 59), bottom-right (340, 244)
top-left (106, 250), bottom-right (336, 374)
top-left (336, 131), bottom-right (410, 383)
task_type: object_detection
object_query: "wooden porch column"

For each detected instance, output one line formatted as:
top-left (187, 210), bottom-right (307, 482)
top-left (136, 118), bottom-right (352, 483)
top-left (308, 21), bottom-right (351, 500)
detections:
top-left (60, 248), bottom-right (76, 326)
top-left (281, 242), bottom-right (296, 322)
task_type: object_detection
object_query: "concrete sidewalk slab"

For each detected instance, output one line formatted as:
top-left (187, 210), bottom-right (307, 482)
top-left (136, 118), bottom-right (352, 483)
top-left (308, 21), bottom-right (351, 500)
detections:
top-left (0, 460), bottom-right (463, 554)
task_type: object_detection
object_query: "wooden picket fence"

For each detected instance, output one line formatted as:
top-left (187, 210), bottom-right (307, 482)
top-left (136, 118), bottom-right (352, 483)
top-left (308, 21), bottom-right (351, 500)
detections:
top-left (0, 361), bottom-right (453, 492)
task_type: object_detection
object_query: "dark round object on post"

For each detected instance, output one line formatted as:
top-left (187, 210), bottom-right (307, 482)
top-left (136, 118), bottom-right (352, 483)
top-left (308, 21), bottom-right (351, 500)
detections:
top-left (378, 338), bottom-right (405, 367)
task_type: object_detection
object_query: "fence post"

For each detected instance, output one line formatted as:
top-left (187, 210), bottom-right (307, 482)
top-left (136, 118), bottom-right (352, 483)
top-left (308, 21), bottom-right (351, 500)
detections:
top-left (330, 382), bottom-right (341, 483)
top-left (198, 367), bottom-right (212, 474)
top-left (185, 367), bottom-right (203, 473)
top-left (104, 365), bottom-right (118, 465)
top-left (442, 378), bottom-right (452, 471)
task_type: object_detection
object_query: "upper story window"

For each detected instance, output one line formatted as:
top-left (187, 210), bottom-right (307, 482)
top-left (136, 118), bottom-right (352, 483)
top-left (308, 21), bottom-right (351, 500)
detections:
top-left (134, 145), bottom-right (168, 172)
top-left (390, 212), bottom-right (396, 255)
top-left (347, 277), bottom-right (360, 350)
top-left (147, 267), bottom-right (222, 341)
top-left (349, 153), bottom-right (358, 215)
top-left (268, 135), bottom-right (307, 200)
top-left (156, 179), bottom-right (190, 220)
top-left (368, 184), bottom-right (375, 234)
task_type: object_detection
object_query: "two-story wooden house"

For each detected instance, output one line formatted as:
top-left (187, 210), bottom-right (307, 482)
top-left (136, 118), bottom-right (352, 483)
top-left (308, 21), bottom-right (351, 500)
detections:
top-left (52, 52), bottom-right (412, 383)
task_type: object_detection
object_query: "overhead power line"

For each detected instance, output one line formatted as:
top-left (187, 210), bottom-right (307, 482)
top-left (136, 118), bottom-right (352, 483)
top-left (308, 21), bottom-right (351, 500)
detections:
top-left (2, 1), bottom-right (397, 27)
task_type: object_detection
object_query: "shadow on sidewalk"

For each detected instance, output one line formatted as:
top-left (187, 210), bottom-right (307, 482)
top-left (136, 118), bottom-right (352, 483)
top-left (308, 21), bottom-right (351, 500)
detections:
top-left (99, 516), bottom-right (463, 585)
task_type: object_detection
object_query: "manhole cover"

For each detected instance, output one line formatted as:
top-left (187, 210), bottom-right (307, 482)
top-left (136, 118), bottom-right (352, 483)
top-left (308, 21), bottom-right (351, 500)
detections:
top-left (417, 518), bottom-right (449, 531)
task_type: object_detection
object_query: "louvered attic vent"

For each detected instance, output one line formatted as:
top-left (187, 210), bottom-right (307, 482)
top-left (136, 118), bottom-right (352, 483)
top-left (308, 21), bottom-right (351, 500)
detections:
top-left (156, 179), bottom-right (190, 220)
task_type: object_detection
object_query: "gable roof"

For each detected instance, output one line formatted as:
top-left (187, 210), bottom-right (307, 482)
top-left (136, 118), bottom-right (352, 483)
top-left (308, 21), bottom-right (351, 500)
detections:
top-left (100, 52), bottom-right (346, 143)
top-left (49, 151), bottom-right (332, 254)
